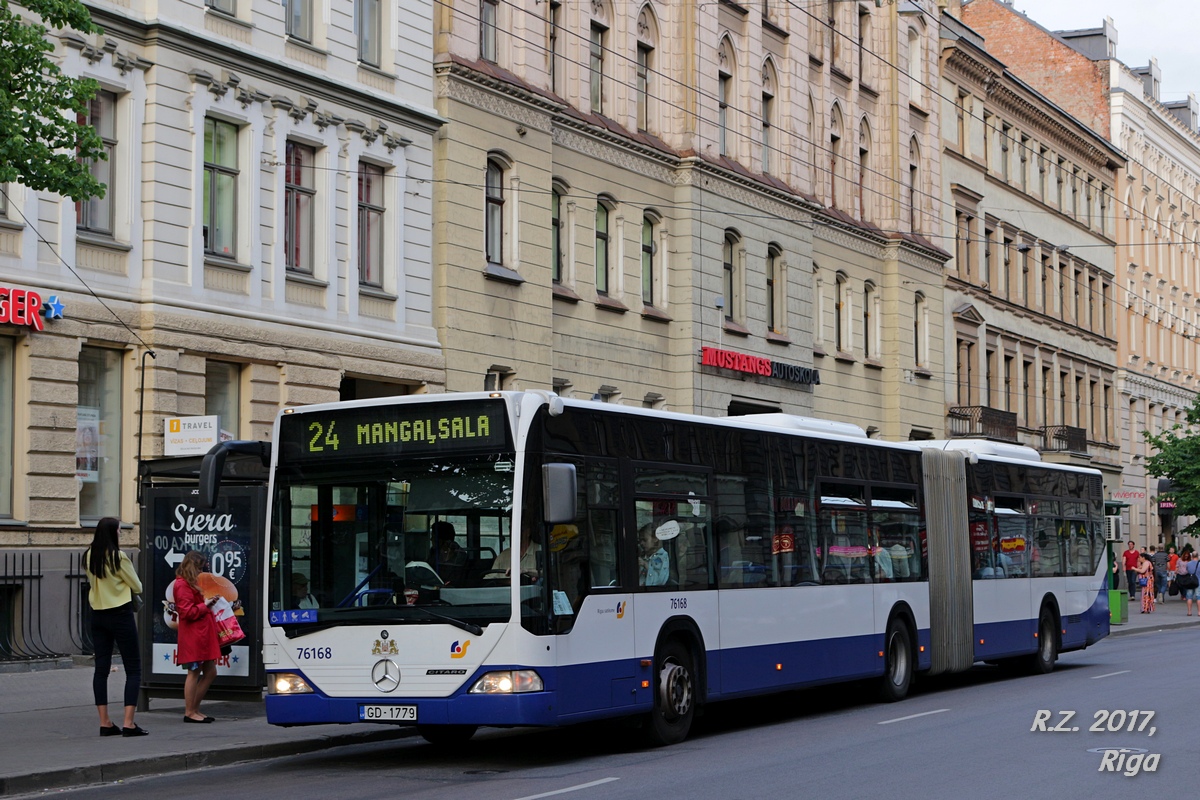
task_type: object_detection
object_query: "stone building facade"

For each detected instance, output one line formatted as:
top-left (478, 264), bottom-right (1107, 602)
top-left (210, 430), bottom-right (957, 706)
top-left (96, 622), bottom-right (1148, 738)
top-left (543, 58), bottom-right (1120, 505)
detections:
top-left (431, 0), bottom-right (948, 434)
top-left (939, 11), bottom-right (1124, 498)
top-left (960, 0), bottom-right (1200, 545)
top-left (0, 0), bottom-right (443, 656)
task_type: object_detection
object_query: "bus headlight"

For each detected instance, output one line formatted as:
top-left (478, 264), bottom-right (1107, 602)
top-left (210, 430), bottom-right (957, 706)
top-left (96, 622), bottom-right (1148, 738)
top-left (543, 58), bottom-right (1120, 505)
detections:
top-left (268, 672), bottom-right (314, 694)
top-left (469, 670), bottom-right (543, 694)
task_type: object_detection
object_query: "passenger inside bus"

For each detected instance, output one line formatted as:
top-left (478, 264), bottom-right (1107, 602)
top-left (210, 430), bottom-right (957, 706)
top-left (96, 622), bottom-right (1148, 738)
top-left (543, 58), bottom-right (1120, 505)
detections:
top-left (638, 524), bottom-right (670, 586)
top-left (291, 573), bottom-right (319, 608)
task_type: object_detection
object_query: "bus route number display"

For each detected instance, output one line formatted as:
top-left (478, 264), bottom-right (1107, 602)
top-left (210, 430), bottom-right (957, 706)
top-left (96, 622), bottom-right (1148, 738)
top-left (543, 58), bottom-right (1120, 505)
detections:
top-left (280, 400), bottom-right (508, 462)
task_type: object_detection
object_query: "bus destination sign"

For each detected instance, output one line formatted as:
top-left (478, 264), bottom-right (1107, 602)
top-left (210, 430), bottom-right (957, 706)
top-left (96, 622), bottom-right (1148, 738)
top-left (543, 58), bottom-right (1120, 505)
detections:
top-left (279, 400), bottom-right (508, 462)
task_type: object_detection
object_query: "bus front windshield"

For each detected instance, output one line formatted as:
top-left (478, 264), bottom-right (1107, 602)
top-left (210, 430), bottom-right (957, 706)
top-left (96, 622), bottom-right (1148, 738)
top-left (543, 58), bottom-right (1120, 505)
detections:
top-left (269, 454), bottom-right (516, 630)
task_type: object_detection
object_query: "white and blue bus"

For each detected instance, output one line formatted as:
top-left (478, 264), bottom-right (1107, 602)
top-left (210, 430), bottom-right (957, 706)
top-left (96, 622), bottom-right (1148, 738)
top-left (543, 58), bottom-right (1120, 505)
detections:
top-left (201, 390), bottom-right (1109, 745)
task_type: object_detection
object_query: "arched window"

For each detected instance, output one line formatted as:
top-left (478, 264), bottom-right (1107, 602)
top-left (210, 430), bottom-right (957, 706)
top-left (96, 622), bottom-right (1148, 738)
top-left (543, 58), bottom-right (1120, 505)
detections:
top-left (908, 138), bottom-right (921, 233)
top-left (766, 244), bottom-right (782, 333)
top-left (595, 198), bottom-right (613, 294)
top-left (723, 230), bottom-right (740, 322)
top-left (718, 38), bottom-right (737, 158)
top-left (858, 119), bottom-right (871, 221)
top-left (481, 0), bottom-right (499, 62)
top-left (914, 292), bottom-right (927, 367)
top-left (863, 281), bottom-right (875, 358)
top-left (907, 26), bottom-right (922, 104)
top-left (830, 105), bottom-right (843, 207)
top-left (762, 59), bottom-right (777, 174)
top-left (835, 271), bottom-right (849, 352)
top-left (551, 183), bottom-right (564, 282)
top-left (641, 212), bottom-right (660, 306)
top-left (636, 6), bottom-right (659, 134)
top-left (485, 157), bottom-right (505, 265)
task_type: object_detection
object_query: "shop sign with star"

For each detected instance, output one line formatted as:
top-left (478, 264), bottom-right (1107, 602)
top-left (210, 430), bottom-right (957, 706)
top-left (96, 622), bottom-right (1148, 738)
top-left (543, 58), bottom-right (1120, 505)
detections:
top-left (0, 288), bottom-right (64, 331)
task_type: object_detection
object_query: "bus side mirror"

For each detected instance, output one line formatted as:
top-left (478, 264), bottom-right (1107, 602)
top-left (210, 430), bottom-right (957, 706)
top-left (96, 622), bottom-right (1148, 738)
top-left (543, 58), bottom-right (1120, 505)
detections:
top-left (543, 463), bottom-right (577, 524)
top-left (199, 440), bottom-right (272, 508)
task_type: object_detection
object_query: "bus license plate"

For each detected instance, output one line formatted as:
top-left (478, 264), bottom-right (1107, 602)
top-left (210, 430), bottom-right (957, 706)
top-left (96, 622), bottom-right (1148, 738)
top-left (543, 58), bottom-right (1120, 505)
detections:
top-left (359, 704), bottom-right (417, 722)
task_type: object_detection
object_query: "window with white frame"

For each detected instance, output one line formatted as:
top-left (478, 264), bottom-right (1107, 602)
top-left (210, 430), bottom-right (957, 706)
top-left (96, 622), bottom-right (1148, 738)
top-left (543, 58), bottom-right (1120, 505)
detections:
top-left (914, 293), bottom-right (927, 367)
top-left (206, 0), bottom-right (235, 15)
top-left (203, 117), bottom-right (238, 259)
top-left (485, 159), bottom-right (505, 267)
top-left (285, 141), bottom-right (315, 273)
top-left (835, 272), bottom-right (848, 352)
top-left (78, 346), bottom-right (123, 521)
top-left (356, 0), bottom-right (380, 66)
top-left (858, 120), bottom-right (871, 221)
top-left (284, 0), bottom-right (312, 42)
top-left (77, 90), bottom-right (116, 236)
top-left (481, 0), bottom-right (498, 62)
top-left (548, 1), bottom-right (561, 94)
top-left (205, 361), bottom-right (240, 440)
top-left (358, 162), bottom-right (385, 286)
top-left (595, 199), bottom-right (612, 295)
top-left (0, 338), bottom-right (11, 517)
top-left (863, 282), bottom-right (875, 358)
top-left (589, 24), bottom-right (605, 114)
top-left (718, 71), bottom-right (731, 157)
top-left (762, 88), bottom-right (774, 174)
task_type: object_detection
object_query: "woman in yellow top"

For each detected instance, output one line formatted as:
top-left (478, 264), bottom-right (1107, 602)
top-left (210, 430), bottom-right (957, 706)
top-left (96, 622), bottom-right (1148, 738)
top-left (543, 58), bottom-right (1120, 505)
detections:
top-left (85, 517), bottom-right (148, 737)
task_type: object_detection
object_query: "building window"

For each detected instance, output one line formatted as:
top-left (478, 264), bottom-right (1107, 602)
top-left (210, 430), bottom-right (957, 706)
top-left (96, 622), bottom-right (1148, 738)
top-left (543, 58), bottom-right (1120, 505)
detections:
top-left (206, 0), bottom-right (235, 15)
top-left (863, 282), bottom-right (874, 358)
top-left (356, 0), bottom-right (380, 66)
top-left (858, 121), bottom-right (871, 221)
top-left (203, 117), bottom-right (238, 259)
top-left (284, 0), bottom-right (312, 41)
top-left (595, 201), bottom-right (610, 295)
top-left (907, 27), bottom-right (921, 104)
top-left (551, 187), bottom-right (563, 283)
top-left (723, 232), bottom-right (737, 321)
top-left (641, 215), bottom-right (655, 306)
top-left (858, 8), bottom-right (871, 83)
top-left (78, 347), bottom-right (122, 521)
top-left (485, 159), bottom-right (505, 266)
top-left (761, 89), bottom-right (774, 174)
top-left (718, 72), bottom-right (731, 157)
top-left (481, 0), bottom-right (498, 62)
top-left (589, 25), bottom-right (605, 114)
top-left (914, 293), bottom-right (927, 367)
top-left (835, 273), bottom-right (848, 352)
top-left (0, 338), bottom-right (11, 517)
top-left (908, 139), bottom-right (920, 233)
top-left (767, 245), bottom-right (781, 333)
top-left (358, 163), bottom-right (384, 286)
top-left (284, 142), bottom-right (315, 273)
top-left (0, 185), bottom-right (7, 217)
top-left (205, 361), bottom-right (240, 440)
top-left (637, 44), bottom-right (650, 133)
top-left (548, 1), bottom-right (560, 93)
top-left (77, 90), bottom-right (116, 235)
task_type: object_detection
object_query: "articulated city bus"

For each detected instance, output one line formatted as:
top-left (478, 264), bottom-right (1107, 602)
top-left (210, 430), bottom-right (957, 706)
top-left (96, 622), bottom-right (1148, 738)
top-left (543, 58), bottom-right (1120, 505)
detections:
top-left (200, 391), bottom-right (1109, 745)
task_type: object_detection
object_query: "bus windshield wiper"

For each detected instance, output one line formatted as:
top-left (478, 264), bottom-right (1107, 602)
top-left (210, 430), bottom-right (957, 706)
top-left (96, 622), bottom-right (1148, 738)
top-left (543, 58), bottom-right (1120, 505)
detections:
top-left (407, 606), bottom-right (484, 636)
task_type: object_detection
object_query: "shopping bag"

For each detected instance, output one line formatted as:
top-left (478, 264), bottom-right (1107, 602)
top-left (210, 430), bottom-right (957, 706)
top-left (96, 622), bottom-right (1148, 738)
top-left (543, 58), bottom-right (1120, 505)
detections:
top-left (210, 596), bottom-right (245, 648)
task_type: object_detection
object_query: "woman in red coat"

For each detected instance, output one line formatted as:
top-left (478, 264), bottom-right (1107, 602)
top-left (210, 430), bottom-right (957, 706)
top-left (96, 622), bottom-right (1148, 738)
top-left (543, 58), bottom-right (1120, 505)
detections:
top-left (174, 551), bottom-right (220, 723)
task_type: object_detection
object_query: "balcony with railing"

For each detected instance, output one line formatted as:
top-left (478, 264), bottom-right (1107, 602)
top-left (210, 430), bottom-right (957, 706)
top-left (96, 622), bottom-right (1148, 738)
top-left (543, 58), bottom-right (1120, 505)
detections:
top-left (947, 406), bottom-right (1018, 442)
top-left (1040, 425), bottom-right (1088, 455)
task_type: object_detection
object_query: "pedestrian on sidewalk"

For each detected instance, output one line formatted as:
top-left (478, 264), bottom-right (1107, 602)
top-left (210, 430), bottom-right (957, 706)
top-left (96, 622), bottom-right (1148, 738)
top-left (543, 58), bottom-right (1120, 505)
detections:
top-left (173, 551), bottom-right (221, 724)
top-left (1136, 554), bottom-right (1155, 613)
top-left (1185, 553), bottom-right (1200, 617)
top-left (1151, 545), bottom-right (1169, 603)
top-left (1123, 540), bottom-right (1140, 598)
top-left (85, 517), bottom-right (148, 737)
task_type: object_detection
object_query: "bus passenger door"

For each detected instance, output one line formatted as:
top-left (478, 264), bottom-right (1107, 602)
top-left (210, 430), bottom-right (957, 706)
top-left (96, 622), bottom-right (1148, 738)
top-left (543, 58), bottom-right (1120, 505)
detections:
top-left (552, 459), bottom-right (638, 717)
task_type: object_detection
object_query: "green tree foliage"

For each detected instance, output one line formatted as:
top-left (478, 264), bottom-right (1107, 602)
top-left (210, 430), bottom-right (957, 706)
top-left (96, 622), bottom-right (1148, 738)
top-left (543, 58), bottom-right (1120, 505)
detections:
top-left (1143, 393), bottom-right (1200, 536)
top-left (0, 0), bottom-right (105, 201)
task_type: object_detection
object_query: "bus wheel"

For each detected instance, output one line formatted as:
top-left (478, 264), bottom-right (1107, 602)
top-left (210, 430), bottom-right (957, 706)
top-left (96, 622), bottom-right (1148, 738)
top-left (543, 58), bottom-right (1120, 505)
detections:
top-left (878, 618), bottom-right (913, 702)
top-left (1030, 610), bottom-right (1058, 675)
top-left (418, 724), bottom-right (477, 746)
top-left (644, 639), bottom-right (695, 746)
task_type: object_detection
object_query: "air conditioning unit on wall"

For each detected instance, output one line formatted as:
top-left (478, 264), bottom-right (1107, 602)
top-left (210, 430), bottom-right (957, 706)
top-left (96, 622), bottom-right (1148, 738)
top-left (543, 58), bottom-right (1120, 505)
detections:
top-left (1105, 516), bottom-right (1124, 542)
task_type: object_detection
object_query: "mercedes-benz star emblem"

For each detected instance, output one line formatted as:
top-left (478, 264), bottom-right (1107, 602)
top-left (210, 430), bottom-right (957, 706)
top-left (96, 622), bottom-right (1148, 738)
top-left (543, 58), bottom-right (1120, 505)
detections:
top-left (371, 659), bottom-right (401, 692)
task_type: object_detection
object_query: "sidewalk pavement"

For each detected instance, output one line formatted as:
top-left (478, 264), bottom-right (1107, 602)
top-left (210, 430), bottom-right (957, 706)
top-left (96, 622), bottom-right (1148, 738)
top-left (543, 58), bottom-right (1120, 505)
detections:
top-left (0, 596), bottom-right (1195, 797)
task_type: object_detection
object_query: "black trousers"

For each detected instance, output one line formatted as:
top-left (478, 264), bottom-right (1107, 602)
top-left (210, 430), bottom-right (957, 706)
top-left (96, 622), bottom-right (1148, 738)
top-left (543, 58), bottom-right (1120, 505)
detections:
top-left (91, 605), bottom-right (142, 708)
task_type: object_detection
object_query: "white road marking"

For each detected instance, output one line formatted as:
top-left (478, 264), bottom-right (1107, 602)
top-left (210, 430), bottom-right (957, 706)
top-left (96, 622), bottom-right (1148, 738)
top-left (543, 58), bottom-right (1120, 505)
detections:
top-left (512, 777), bottom-right (621, 800)
top-left (1090, 670), bottom-right (1132, 680)
top-left (877, 708), bottom-right (950, 725)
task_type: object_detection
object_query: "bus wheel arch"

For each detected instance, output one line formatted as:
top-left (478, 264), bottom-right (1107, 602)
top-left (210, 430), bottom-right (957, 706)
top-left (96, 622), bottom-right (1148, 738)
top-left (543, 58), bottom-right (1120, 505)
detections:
top-left (643, 618), bottom-right (705, 746)
top-left (878, 605), bottom-right (916, 702)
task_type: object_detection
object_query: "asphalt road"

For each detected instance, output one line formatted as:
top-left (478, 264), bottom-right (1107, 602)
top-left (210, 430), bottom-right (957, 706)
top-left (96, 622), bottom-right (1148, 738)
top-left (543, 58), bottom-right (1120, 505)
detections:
top-left (31, 630), bottom-right (1186, 799)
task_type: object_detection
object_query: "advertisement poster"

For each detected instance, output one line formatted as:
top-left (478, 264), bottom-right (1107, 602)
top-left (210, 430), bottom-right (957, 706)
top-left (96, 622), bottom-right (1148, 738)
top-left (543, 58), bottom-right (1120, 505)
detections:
top-left (142, 485), bottom-right (264, 688)
top-left (75, 406), bottom-right (100, 483)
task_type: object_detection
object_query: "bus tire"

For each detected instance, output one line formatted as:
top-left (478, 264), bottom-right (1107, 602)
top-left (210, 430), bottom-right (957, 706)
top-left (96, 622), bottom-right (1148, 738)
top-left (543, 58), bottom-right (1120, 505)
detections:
top-left (878, 617), bottom-right (913, 702)
top-left (418, 724), bottom-right (477, 746)
top-left (643, 639), bottom-right (696, 746)
top-left (1029, 609), bottom-right (1058, 675)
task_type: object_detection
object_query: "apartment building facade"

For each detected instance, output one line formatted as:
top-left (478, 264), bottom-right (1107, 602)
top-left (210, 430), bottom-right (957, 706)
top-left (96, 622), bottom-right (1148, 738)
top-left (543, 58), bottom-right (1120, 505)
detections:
top-left (432, 0), bottom-right (949, 435)
top-left (960, 0), bottom-right (1200, 544)
top-left (0, 0), bottom-right (442, 654)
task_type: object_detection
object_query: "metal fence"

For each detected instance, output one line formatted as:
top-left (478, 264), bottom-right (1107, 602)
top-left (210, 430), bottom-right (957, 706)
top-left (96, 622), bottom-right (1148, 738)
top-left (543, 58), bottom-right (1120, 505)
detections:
top-left (0, 552), bottom-right (69, 662)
